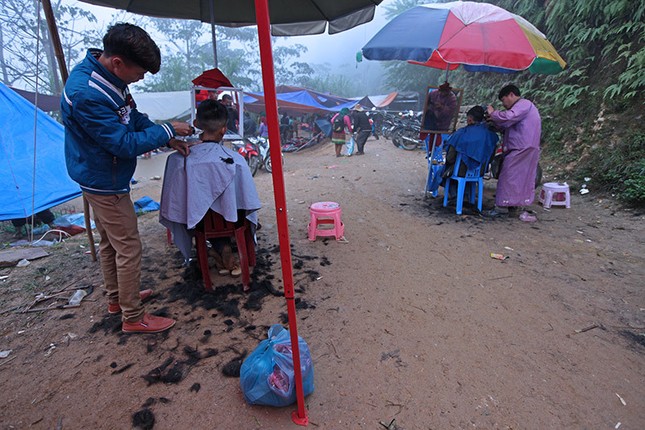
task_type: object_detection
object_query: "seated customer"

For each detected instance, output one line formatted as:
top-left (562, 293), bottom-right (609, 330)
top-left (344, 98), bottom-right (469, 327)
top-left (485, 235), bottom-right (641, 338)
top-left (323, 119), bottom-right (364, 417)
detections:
top-left (437, 106), bottom-right (498, 201)
top-left (443, 106), bottom-right (499, 179)
top-left (159, 100), bottom-right (261, 276)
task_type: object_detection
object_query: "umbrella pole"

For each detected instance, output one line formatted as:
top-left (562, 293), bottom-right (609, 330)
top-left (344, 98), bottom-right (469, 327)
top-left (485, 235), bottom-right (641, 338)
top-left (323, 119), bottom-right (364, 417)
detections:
top-left (254, 0), bottom-right (308, 426)
top-left (209, 0), bottom-right (218, 67)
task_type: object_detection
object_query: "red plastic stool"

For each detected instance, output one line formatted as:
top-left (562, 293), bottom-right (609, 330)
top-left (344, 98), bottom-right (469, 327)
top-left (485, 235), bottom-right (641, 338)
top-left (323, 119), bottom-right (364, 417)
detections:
top-left (539, 182), bottom-right (571, 209)
top-left (308, 201), bottom-right (344, 241)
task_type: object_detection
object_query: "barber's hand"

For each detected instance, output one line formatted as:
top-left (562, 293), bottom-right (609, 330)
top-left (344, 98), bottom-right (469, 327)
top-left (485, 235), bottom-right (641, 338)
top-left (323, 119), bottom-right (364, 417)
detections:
top-left (168, 138), bottom-right (191, 156)
top-left (487, 105), bottom-right (495, 115)
top-left (171, 121), bottom-right (195, 137)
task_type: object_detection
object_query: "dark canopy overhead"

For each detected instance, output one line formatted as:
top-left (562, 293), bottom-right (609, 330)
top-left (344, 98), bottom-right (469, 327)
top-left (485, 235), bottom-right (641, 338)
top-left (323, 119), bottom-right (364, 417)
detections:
top-left (80, 0), bottom-right (381, 35)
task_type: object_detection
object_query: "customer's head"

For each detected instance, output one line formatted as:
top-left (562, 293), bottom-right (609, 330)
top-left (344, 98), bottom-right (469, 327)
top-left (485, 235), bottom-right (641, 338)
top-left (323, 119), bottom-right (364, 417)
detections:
top-left (466, 106), bottom-right (485, 124)
top-left (102, 23), bottom-right (161, 83)
top-left (196, 99), bottom-right (228, 135)
top-left (498, 84), bottom-right (521, 109)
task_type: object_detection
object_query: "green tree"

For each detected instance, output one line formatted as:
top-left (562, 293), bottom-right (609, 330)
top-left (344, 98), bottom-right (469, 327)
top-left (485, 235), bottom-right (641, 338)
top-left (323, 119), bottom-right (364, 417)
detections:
top-left (0, 0), bottom-right (100, 94)
top-left (136, 19), bottom-right (262, 92)
top-left (272, 44), bottom-right (315, 87)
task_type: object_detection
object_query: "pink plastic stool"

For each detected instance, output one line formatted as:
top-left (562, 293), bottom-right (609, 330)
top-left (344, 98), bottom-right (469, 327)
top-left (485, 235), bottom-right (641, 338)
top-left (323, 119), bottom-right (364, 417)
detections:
top-left (308, 201), bottom-right (345, 241)
top-left (539, 182), bottom-right (571, 209)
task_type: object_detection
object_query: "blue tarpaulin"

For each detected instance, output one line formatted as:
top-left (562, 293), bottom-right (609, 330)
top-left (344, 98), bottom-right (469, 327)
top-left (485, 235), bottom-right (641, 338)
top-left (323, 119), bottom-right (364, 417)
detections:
top-left (0, 83), bottom-right (81, 221)
top-left (243, 86), bottom-right (356, 114)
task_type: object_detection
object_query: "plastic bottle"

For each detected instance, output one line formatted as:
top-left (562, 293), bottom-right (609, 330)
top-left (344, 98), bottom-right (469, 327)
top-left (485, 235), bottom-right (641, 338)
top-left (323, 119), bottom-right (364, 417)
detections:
top-left (68, 289), bottom-right (87, 306)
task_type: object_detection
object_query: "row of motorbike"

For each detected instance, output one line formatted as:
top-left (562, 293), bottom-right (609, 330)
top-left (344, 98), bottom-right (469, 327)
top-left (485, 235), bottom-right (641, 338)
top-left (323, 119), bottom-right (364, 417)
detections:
top-left (380, 112), bottom-right (425, 151)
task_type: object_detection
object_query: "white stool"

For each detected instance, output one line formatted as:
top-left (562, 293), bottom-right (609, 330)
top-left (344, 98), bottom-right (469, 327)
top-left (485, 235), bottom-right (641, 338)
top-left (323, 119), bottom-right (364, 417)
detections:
top-left (539, 182), bottom-right (571, 209)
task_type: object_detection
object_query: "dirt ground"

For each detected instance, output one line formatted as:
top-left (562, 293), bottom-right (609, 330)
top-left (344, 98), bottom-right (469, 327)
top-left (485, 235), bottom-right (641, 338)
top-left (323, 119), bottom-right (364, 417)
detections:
top-left (0, 136), bottom-right (643, 430)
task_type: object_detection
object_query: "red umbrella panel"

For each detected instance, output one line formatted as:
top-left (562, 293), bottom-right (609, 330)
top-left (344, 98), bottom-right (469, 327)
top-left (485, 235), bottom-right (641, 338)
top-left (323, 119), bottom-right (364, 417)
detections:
top-left (362, 1), bottom-right (566, 74)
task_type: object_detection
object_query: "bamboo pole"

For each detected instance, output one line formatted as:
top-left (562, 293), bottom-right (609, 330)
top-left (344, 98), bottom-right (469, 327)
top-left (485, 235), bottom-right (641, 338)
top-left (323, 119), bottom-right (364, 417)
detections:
top-left (40, 0), bottom-right (96, 261)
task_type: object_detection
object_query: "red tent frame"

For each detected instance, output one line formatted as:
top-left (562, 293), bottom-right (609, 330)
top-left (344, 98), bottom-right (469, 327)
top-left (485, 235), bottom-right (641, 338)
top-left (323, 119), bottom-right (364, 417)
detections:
top-left (255, 0), bottom-right (308, 424)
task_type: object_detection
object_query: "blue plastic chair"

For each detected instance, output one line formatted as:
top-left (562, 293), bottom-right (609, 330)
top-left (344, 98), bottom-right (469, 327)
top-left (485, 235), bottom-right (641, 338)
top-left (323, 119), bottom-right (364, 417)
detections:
top-left (443, 153), bottom-right (487, 215)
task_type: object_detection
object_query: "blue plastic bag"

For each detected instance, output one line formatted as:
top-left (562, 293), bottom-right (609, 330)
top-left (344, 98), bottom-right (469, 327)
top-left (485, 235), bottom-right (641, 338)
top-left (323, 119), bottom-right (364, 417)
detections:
top-left (240, 324), bottom-right (314, 407)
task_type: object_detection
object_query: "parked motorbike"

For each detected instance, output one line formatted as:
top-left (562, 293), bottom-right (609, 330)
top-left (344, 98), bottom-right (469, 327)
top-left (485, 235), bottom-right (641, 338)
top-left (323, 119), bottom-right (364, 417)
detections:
top-left (389, 113), bottom-right (423, 150)
top-left (246, 136), bottom-right (283, 174)
top-left (231, 139), bottom-right (261, 176)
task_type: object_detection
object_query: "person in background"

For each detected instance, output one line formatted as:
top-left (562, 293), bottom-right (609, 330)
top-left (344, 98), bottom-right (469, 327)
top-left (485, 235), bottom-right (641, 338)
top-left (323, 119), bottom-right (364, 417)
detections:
top-left (330, 108), bottom-right (352, 157)
top-left (280, 112), bottom-right (292, 141)
top-left (351, 105), bottom-right (372, 155)
top-left (485, 84), bottom-right (541, 221)
top-left (243, 111), bottom-right (256, 136)
top-left (292, 116), bottom-right (300, 137)
top-left (258, 116), bottom-right (269, 138)
top-left (61, 23), bottom-right (193, 334)
top-left (220, 94), bottom-right (239, 134)
top-left (11, 209), bottom-right (55, 238)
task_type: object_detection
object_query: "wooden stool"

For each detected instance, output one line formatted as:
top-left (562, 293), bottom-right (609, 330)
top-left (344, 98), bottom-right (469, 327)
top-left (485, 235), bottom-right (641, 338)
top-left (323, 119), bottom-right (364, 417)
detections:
top-left (195, 210), bottom-right (255, 292)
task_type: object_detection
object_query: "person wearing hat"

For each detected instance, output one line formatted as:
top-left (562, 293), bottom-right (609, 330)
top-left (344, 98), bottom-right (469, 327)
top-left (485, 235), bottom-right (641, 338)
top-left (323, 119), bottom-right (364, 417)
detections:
top-left (330, 108), bottom-right (353, 157)
top-left (351, 105), bottom-right (371, 155)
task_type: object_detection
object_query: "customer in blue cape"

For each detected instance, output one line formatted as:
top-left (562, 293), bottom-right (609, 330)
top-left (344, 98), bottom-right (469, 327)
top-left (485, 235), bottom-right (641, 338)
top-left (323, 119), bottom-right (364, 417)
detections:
top-left (441, 106), bottom-right (498, 197)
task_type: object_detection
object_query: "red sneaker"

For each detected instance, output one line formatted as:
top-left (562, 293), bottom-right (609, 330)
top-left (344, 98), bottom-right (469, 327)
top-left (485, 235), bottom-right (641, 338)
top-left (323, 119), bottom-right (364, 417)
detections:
top-left (107, 289), bottom-right (154, 314)
top-left (122, 313), bottom-right (176, 334)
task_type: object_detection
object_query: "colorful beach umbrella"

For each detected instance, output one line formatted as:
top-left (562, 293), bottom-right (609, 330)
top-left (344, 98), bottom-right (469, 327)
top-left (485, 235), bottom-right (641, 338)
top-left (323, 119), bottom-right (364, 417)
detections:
top-left (362, 1), bottom-right (566, 74)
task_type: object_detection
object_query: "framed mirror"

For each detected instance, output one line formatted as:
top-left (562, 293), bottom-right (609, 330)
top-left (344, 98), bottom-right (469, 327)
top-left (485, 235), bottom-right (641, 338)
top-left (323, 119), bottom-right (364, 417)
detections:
top-left (420, 85), bottom-right (463, 134)
top-left (191, 85), bottom-right (245, 139)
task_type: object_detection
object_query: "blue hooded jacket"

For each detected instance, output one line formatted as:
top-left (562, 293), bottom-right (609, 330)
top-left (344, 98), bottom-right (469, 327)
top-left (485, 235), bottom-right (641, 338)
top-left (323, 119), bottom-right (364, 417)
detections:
top-left (61, 49), bottom-right (175, 194)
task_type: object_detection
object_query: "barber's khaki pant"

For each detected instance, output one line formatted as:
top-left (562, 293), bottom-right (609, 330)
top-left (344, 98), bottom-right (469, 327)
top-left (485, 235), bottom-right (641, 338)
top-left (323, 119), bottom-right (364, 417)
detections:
top-left (84, 192), bottom-right (143, 322)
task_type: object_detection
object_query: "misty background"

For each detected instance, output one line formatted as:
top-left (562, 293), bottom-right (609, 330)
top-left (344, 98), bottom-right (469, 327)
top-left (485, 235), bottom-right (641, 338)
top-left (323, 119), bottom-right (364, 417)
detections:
top-left (1, 0), bottom-right (445, 100)
top-left (69, 0), bottom-right (395, 96)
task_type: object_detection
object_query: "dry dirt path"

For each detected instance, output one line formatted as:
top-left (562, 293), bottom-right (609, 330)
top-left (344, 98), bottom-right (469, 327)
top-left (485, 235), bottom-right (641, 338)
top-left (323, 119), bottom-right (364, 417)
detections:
top-left (0, 137), bottom-right (643, 429)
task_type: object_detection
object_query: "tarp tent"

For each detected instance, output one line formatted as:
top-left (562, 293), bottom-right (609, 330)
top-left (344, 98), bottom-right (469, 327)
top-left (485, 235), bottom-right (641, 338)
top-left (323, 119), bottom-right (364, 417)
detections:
top-left (11, 87), bottom-right (61, 112)
top-left (125, 87), bottom-right (356, 121)
top-left (244, 86), bottom-right (356, 115)
top-left (0, 83), bottom-right (81, 221)
top-left (354, 92), bottom-right (398, 109)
